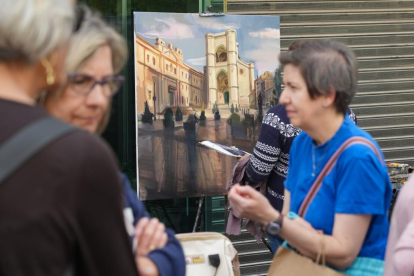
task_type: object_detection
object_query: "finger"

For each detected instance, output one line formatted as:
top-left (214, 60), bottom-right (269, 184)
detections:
top-left (135, 217), bottom-right (150, 240)
top-left (228, 194), bottom-right (248, 218)
top-left (151, 222), bottom-right (166, 249)
top-left (139, 218), bottom-right (160, 253)
top-left (234, 184), bottom-right (258, 197)
top-left (228, 184), bottom-right (240, 199)
top-left (158, 232), bottom-right (168, 248)
top-left (228, 190), bottom-right (244, 209)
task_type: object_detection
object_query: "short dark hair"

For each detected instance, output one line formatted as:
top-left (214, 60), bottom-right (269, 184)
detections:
top-left (288, 41), bottom-right (300, 51)
top-left (279, 40), bottom-right (358, 114)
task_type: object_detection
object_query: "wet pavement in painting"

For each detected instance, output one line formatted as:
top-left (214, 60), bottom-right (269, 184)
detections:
top-left (137, 113), bottom-right (262, 200)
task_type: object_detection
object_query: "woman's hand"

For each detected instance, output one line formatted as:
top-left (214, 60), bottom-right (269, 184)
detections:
top-left (136, 256), bottom-right (159, 276)
top-left (228, 184), bottom-right (279, 225)
top-left (135, 217), bottom-right (168, 256)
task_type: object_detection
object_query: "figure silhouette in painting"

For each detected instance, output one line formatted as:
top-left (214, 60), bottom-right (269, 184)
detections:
top-left (200, 103), bottom-right (206, 121)
top-left (227, 111), bottom-right (245, 139)
top-left (184, 113), bottom-right (198, 131)
top-left (214, 107), bottom-right (221, 121)
top-left (141, 101), bottom-right (153, 124)
top-left (163, 107), bottom-right (175, 128)
top-left (175, 107), bottom-right (183, 122)
top-left (199, 103), bottom-right (206, 126)
top-left (184, 114), bottom-right (199, 193)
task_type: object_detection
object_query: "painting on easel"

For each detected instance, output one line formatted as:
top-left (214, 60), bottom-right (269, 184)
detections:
top-left (134, 12), bottom-right (280, 200)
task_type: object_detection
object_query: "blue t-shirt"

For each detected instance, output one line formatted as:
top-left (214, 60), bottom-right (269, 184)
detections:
top-left (285, 117), bottom-right (391, 260)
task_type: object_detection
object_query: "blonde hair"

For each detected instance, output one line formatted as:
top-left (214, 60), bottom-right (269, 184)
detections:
top-left (57, 6), bottom-right (128, 134)
top-left (65, 7), bottom-right (127, 75)
top-left (0, 0), bottom-right (74, 63)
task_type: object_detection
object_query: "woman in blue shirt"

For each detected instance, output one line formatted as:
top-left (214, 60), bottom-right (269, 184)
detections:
top-left (228, 40), bottom-right (391, 275)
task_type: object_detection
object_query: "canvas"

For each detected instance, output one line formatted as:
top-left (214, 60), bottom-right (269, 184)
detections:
top-left (134, 12), bottom-right (280, 200)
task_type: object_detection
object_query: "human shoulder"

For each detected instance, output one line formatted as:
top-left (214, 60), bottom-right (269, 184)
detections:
top-left (59, 129), bottom-right (117, 163)
top-left (262, 105), bottom-right (301, 138)
top-left (340, 126), bottom-right (383, 162)
top-left (396, 177), bottom-right (414, 214)
top-left (264, 104), bottom-right (288, 122)
top-left (53, 129), bottom-right (120, 190)
top-left (291, 131), bottom-right (310, 149)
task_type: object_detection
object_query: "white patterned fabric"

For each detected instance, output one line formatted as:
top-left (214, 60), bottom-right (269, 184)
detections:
top-left (262, 113), bottom-right (301, 138)
top-left (245, 105), bottom-right (302, 213)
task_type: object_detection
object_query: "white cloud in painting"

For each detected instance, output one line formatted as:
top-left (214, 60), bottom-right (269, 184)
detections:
top-left (137, 17), bottom-right (195, 40)
top-left (244, 49), bottom-right (280, 75)
top-left (249, 28), bottom-right (280, 39)
top-left (186, 57), bottom-right (206, 66)
top-left (192, 15), bottom-right (240, 31)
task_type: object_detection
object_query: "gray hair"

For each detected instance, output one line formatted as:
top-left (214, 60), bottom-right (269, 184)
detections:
top-left (0, 0), bottom-right (74, 64)
top-left (279, 40), bottom-right (358, 114)
top-left (65, 6), bottom-right (128, 76)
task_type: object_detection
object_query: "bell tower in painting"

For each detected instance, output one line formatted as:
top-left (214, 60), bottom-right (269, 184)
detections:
top-left (205, 28), bottom-right (255, 108)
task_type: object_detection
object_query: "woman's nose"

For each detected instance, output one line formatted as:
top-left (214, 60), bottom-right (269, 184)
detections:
top-left (279, 89), bottom-right (289, 105)
top-left (86, 84), bottom-right (109, 107)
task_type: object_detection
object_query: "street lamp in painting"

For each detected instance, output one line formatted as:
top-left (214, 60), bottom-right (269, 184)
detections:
top-left (152, 76), bottom-right (157, 121)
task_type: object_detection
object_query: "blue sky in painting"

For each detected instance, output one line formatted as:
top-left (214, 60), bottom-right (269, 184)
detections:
top-left (134, 12), bottom-right (280, 76)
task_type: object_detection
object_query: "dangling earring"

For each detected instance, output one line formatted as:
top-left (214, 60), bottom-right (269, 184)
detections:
top-left (40, 58), bottom-right (55, 86)
top-left (323, 101), bottom-right (328, 107)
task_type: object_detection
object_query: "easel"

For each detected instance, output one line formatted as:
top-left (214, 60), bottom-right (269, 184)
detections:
top-left (192, 1), bottom-right (228, 233)
top-left (192, 196), bottom-right (205, 232)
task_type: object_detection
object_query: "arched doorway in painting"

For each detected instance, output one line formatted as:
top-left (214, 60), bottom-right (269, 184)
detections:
top-left (224, 91), bottom-right (229, 104)
top-left (216, 70), bottom-right (228, 104)
top-left (168, 85), bottom-right (176, 105)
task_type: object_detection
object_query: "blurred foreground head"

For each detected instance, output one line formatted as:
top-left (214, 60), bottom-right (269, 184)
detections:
top-left (44, 5), bottom-right (128, 134)
top-left (0, 0), bottom-right (74, 98)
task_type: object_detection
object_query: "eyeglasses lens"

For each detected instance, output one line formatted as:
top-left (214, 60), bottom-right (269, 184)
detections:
top-left (71, 75), bottom-right (95, 94)
top-left (106, 78), bottom-right (122, 95)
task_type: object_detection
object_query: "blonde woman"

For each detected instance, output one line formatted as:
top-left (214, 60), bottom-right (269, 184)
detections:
top-left (44, 6), bottom-right (185, 276)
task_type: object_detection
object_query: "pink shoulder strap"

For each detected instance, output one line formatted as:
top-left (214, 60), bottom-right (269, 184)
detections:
top-left (298, 137), bottom-right (384, 218)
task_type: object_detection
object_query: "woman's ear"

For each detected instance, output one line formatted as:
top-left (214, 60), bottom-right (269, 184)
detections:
top-left (322, 86), bottom-right (336, 107)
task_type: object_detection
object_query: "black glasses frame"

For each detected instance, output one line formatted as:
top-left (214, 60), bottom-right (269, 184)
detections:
top-left (68, 73), bottom-right (125, 97)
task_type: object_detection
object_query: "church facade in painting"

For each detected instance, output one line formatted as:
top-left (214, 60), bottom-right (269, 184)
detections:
top-left (205, 28), bottom-right (255, 109)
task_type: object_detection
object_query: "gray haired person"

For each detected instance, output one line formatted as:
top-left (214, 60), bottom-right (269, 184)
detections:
top-left (229, 40), bottom-right (390, 275)
top-left (0, 1), bottom-right (139, 275)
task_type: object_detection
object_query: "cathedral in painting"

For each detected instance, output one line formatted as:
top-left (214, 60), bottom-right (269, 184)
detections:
top-left (205, 29), bottom-right (255, 108)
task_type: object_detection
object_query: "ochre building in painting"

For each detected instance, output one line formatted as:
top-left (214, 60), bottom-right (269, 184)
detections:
top-left (205, 28), bottom-right (255, 109)
top-left (135, 35), bottom-right (205, 116)
top-left (256, 71), bottom-right (275, 109)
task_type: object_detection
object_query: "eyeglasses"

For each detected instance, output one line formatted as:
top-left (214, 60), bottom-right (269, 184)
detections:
top-left (68, 73), bottom-right (125, 97)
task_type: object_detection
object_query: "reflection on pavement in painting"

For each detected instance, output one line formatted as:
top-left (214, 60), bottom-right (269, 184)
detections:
top-left (138, 116), bottom-right (260, 200)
